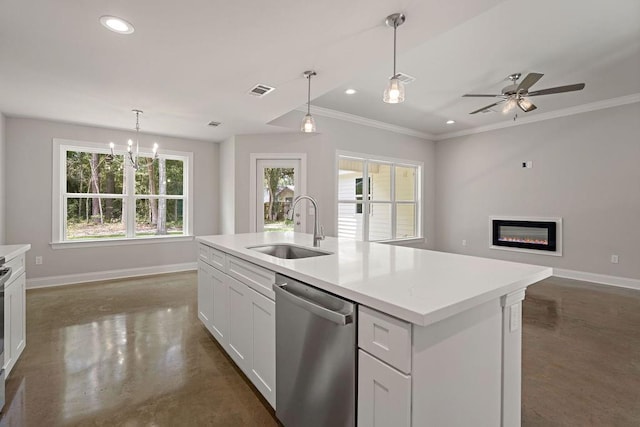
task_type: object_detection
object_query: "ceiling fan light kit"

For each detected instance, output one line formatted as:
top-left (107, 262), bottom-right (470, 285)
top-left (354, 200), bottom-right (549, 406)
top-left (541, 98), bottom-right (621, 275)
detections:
top-left (383, 13), bottom-right (406, 104)
top-left (463, 72), bottom-right (585, 117)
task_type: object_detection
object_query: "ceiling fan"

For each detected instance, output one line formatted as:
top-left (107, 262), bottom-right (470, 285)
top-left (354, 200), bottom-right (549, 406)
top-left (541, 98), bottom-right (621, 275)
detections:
top-left (463, 73), bottom-right (585, 115)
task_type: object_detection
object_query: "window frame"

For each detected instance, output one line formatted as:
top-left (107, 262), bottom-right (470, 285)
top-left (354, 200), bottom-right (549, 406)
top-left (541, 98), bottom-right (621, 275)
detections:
top-left (355, 177), bottom-right (371, 214)
top-left (52, 138), bottom-right (194, 248)
top-left (336, 151), bottom-right (423, 243)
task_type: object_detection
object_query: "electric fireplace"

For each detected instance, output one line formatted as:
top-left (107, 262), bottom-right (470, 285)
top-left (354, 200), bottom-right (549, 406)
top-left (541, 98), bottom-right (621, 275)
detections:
top-left (491, 217), bottom-right (562, 255)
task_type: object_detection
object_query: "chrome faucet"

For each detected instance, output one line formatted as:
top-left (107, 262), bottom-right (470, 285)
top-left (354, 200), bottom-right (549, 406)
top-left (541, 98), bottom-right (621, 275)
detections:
top-left (292, 195), bottom-right (325, 247)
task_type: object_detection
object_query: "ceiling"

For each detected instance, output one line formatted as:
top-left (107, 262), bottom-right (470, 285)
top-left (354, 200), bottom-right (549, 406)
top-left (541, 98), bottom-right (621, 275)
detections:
top-left (1, 0), bottom-right (639, 142)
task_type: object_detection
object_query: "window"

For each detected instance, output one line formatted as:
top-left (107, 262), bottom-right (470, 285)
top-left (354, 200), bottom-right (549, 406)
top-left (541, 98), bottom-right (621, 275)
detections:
top-left (52, 139), bottom-right (193, 245)
top-left (355, 177), bottom-right (370, 214)
top-left (337, 153), bottom-right (421, 242)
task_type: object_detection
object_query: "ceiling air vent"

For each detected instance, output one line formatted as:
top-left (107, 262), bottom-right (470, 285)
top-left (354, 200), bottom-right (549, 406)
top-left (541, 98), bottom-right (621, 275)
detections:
top-left (248, 84), bottom-right (275, 97)
top-left (208, 121), bottom-right (222, 127)
top-left (395, 72), bottom-right (416, 84)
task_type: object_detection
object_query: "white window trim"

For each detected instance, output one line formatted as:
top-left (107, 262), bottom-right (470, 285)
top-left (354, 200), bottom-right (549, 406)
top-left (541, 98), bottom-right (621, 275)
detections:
top-left (51, 138), bottom-right (194, 248)
top-left (335, 150), bottom-right (423, 242)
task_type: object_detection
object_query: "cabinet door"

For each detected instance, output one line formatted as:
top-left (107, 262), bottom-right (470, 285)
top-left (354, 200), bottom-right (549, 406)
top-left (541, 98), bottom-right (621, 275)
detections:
top-left (197, 262), bottom-right (214, 328)
top-left (3, 283), bottom-right (12, 372)
top-left (358, 350), bottom-right (411, 427)
top-left (226, 276), bottom-right (252, 374)
top-left (11, 273), bottom-right (26, 369)
top-left (4, 272), bottom-right (26, 377)
top-left (210, 268), bottom-right (228, 348)
top-left (249, 288), bottom-right (276, 408)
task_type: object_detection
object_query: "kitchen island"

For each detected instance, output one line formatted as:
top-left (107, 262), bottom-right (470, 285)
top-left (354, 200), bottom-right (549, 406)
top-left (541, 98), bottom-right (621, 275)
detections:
top-left (197, 232), bottom-right (551, 426)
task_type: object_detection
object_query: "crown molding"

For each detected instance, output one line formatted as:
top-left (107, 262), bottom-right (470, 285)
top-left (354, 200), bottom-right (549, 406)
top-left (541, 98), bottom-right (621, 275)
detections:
top-left (434, 93), bottom-right (640, 141)
top-left (296, 93), bottom-right (639, 142)
top-left (295, 105), bottom-right (435, 140)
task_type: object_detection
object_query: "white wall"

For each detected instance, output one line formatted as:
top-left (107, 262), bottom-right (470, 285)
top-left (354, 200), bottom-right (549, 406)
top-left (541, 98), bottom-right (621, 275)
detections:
top-left (5, 117), bottom-right (219, 280)
top-left (219, 136), bottom-right (236, 235)
top-left (0, 113), bottom-right (5, 244)
top-left (234, 111), bottom-right (436, 249)
top-left (435, 103), bottom-right (640, 279)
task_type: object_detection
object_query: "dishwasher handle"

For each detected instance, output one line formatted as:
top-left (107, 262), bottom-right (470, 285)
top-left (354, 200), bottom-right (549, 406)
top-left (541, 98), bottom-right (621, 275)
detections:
top-left (274, 283), bottom-right (353, 326)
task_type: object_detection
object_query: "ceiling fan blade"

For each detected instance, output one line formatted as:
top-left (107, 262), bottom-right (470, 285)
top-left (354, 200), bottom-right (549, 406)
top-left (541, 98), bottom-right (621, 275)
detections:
top-left (462, 94), bottom-right (503, 98)
top-left (517, 73), bottom-right (544, 92)
top-left (470, 101), bottom-right (502, 114)
top-left (528, 83), bottom-right (585, 96)
top-left (517, 97), bottom-right (537, 112)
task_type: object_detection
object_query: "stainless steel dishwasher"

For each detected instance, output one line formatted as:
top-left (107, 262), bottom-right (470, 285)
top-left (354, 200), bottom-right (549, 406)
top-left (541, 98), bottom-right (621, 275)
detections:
top-left (274, 274), bottom-right (356, 427)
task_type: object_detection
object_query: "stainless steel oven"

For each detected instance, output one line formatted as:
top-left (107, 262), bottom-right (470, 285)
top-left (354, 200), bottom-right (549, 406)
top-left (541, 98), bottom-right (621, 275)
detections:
top-left (0, 256), bottom-right (11, 412)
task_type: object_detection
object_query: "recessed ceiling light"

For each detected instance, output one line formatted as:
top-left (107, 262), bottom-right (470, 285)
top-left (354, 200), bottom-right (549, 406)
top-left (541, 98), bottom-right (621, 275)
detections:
top-left (345, 89), bottom-right (357, 95)
top-left (99, 16), bottom-right (135, 34)
top-left (446, 120), bottom-right (456, 125)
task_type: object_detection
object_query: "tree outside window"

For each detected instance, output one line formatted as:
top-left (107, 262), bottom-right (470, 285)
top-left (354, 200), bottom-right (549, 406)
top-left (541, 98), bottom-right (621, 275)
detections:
top-left (56, 140), bottom-right (190, 242)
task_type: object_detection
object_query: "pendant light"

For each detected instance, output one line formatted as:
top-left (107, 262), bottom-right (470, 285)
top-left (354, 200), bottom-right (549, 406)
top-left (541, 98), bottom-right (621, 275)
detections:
top-left (109, 109), bottom-right (158, 170)
top-left (383, 13), bottom-right (406, 104)
top-left (301, 70), bottom-right (317, 133)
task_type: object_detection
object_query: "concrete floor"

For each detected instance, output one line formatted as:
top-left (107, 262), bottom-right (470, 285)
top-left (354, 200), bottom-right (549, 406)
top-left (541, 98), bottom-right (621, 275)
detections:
top-left (1, 272), bottom-right (277, 426)
top-left (522, 276), bottom-right (640, 426)
top-left (0, 272), bottom-right (638, 426)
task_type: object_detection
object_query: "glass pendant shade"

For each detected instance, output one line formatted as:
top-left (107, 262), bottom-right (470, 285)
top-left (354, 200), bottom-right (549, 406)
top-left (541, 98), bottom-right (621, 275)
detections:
top-left (517, 97), bottom-right (535, 112)
top-left (301, 113), bottom-right (316, 133)
top-left (383, 13), bottom-right (406, 104)
top-left (301, 70), bottom-right (317, 133)
top-left (502, 97), bottom-right (517, 113)
top-left (383, 76), bottom-right (405, 104)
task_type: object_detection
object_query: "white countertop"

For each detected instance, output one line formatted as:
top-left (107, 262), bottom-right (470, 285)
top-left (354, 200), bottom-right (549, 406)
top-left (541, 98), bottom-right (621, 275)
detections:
top-left (0, 244), bottom-right (31, 261)
top-left (197, 233), bottom-right (552, 326)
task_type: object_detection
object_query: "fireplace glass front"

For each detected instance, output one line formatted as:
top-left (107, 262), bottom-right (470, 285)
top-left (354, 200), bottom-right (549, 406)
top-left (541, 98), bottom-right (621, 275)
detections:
top-left (492, 220), bottom-right (557, 252)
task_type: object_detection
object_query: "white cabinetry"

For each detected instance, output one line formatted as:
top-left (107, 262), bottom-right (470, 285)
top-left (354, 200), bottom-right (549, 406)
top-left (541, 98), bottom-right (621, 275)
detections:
top-left (210, 269), bottom-right (228, 346)
top-left (247, 289), bottom-right (275, 405)
top-left (358, 300), bottom-right (515, 427)
top-left (197, 261), bottom-right (228, 347)
top-left (226, 276), bottom-right (252, 372)
top-left (3, 252), bottom-right (27, 377)
top-left (357, 306), bottom-right (411, 427)
top-left (197, 243), bottom-right (276, 408)
top-left (197, 262), bottom-right (214, 328)
top-left (358, 350), bottom-right (411, 427)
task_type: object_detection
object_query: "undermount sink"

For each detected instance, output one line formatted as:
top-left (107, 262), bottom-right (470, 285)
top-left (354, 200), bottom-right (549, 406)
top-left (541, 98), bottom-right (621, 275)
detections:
top-left (247, 244), bottom-right (332, 260)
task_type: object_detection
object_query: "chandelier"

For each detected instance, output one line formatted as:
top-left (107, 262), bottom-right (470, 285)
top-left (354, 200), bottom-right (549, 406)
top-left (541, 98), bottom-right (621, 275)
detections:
top-left (109, 109), bottom-right (158, 169)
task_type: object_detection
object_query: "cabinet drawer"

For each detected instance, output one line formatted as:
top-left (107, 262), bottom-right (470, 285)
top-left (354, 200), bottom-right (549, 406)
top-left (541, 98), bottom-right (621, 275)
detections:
top-left (226, 255), bottom-right (275, 300)
top-left (358, 350), bottom-right (411, 427)
top-left (198, 244), bottom-right (225, 271)
top-left (209, 247), bottom-right (226, 271)
top-left (358, 306), bottom-right (411, 374)
top-left (198, 244), bottom-right (210, 263)
top-left (5, 254), bottom-right (25, 285)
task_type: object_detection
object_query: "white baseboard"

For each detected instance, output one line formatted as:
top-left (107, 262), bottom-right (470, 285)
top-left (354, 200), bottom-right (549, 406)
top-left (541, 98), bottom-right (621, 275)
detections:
top-left (553, 268), bottom-right (640, 291)
top-left (26, 262), bottom-right (197, 289)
